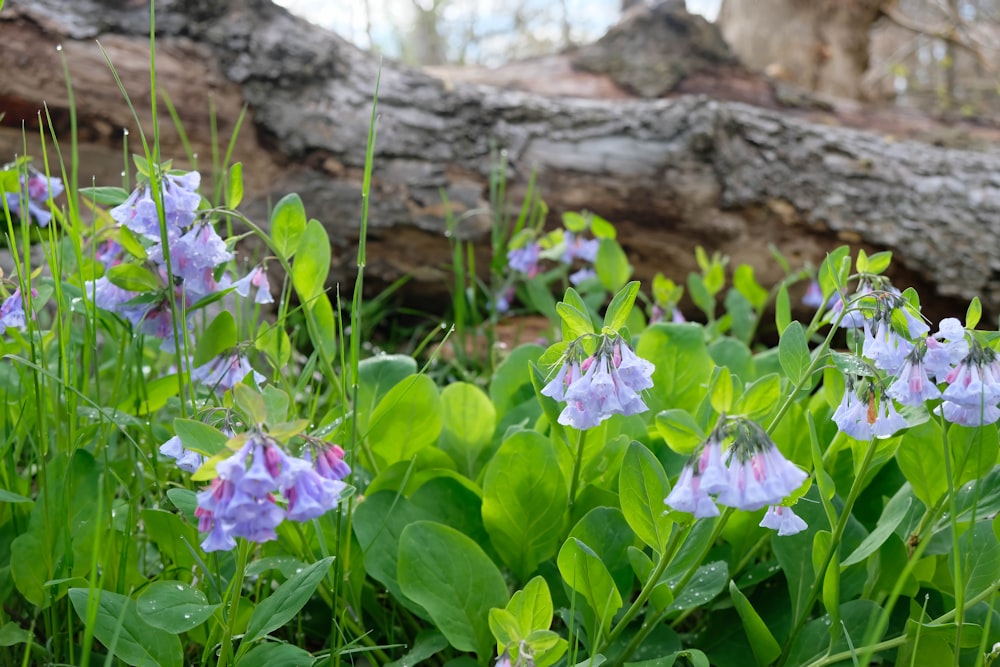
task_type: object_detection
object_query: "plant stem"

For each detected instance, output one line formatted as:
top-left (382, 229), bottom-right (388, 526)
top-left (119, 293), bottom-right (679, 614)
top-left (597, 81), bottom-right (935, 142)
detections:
top-left (219, 539), bottom-right (250, 666)
top-left (568, 429), bottom-right (588, 510)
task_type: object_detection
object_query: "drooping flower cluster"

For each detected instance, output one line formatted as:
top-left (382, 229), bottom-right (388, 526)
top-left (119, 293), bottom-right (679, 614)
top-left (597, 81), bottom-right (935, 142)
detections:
top-left (193, 432), bottom-right (351, 551)
top-left (664, 417), bottom-right (809, 536)
top-left (85, 167), bottom-right (270, 394)
top-left (540, 333), bottom-right (654, 430)
top-left (4, 170), bottom-right (64, 227)
top-left (0, 288), bottom-right (32, 335)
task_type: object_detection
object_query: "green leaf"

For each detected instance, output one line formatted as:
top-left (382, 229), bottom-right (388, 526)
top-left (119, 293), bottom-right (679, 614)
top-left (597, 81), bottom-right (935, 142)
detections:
top-left (506, 576), bottom-right (554, 637)
top-left (367, 374), bottom-right (443, 468)
top-left (193, 311), bottom-right (237, 367)
top-left (728, 581), bottom-right (781, 667)
top-left (897, 420), bottom-right (948, 508)
top-left (619, 441), bottom-right (673, 553)
top-left (817, 246), bottom-right (851, 301)
top-left (236, 641), bottom-right (314, 667)
top-left (233, 383), bottom-right (268, 426)
top-left (226, 162), bottom-right (244, 209)
top-left (568, 507), bottom-right (636, 597)
top-left (68, 588), bottom-right (183, 667)
top-left (667, 561), bottom-right (728, 612)
top-left (709, 365), bottom-right (735, 414)
top-left (79, 186), bottom-right (129, 207)
top-left (106, 263), bottom-right (162, 292)
top-left (270, 193), bottom-right (307, 261)
top-left (262, 384), bottom-right (291, 425)
top-left (256, 322), bottom-right (292, 369)
top-left (438, 382), bottom-right (496, 477)
top-left (595, 238), bottom-right (631, 292)
top-left (557, 538), bottom-right (623, 639)
top-left (655, 409), bottom-right (706, 456)
top-left (590, 214), bottom-right (616, 239)
top-left (302, 291), bottom-right (338, 362)
top-left (242, 556), bottom-right (334, 646)
top-left (687, 273), bottom-right (714, 318)
top-left (774, 283), bottom-right (791, 334)
top-left (385, 630), bottom-right (449, 667)
top-left (603, 281), bottom-right (640, 332)
top-left (866, 251), bottom-right (892, 274)
top-left (626, 547), bottom-right (673, 611)
top-left (116, 374), bottom-right (180, 415)
top-left (290, 219), bottom-right (330, 300)
top-left (778, 321), bottom-right (810, 385)
top-left (356, 353), bottom-right (418, 422)
top-left (116, 225), bottom-right (148, 260)
top-left (856, 248), bottom-right (870, 273)
top-left (841, 498), bottom-right (911, 568)
top-left (173, 418), bottom-right (230, 458)
top-left (734, 374), bottom-right (781, 421)
top-left (398, 522), bottom-right (509, 658)
top-left (0, 489), bottom-right (30, 503)
top-left (562, 211), bottom-right (588, 232)
top-left (953, 522), bottom-right (1000, 601)
top-left (482, 431), bottom-right (568, 580)
top-left (966, 297), bottom-right (982, 329)
top-left (557, 302), bottom-right (594, 342)
top-left (140, 509), bottom-right (200, 570)
top-left (637, 323), bottom-right (713, 414)
top-left (136, 581), bottom-right (219, 633)
top-left (733, 264), bottom-right (768, 311)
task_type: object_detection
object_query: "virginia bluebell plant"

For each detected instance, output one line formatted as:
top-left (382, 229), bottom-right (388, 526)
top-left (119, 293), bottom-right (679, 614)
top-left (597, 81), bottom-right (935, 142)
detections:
top-left (4, 168), bottom-right (64, 227)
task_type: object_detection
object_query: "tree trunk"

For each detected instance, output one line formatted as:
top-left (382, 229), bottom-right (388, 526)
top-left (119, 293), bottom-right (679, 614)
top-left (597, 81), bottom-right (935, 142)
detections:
top-left (718, 0), bottom-right (885, 99)
top-left (1, 0), bottom-right (998, 319)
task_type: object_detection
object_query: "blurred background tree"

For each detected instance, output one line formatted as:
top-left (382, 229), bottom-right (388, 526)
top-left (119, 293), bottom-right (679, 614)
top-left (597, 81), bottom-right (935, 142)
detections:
top-left (278, 0), bottom-right (999, 113)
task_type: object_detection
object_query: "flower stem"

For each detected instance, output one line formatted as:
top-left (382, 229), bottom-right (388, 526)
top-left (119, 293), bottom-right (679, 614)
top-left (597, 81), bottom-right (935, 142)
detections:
top-left (220, 539), bottom-right (250, 666)
top-left (568, 429), bottom-right (588, 510)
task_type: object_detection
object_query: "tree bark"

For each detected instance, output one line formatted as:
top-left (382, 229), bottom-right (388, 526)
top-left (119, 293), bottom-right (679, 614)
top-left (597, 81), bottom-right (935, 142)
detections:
top-left (1, 0), bottom-right (998, 319)
top-left (718, 0), bottom-right (885, 99)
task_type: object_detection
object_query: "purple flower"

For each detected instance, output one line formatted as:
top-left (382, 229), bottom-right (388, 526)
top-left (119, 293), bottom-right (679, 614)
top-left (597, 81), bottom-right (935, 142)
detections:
top-left (862, 318), bottom-right (913, 374)
top-left (192, 352), bottom-right (264, 394)
top-left (664, 465), bottom-right (720, 518)
top-left (112, 171), bottom-right (201, 239)
top-left (569, 267), bottom-right (596, 285)
top-left (936, 401), bottom-right (1000, 427)
top-left (507, 242), bottom-right (541, 277)
top-left (715, 427), bottom-right (807, 512)
top-left (695, 437), bottom-right (728, 494)
top-left (159, 435), bottom-right (204, 473)
top-left (833, 379), bottom-right (908, 440)
top-left (0, 289), bottom-right (29, 333)
top-left (148, 224), bottom-right (232, 302)
top-left (562, 232), bottom-right (599, 264)
top-left (313, 444), bottom-right (351, 482)
top-left (941, 354), bottom-right (1000, 407)
top-left (544, 335), bottom-right (654, 430)
top-left (284, 458), bottom-right (347, 522)
top-left (832, 384), bottom-right (874, 441)
top-left (923, 318), bottom-right (969, 381)
top-left (831, 284), bottom-right (872, 329)
top-left (759, 505), bottom-right (808, 536)
top-left (886, 354), bottom-right (941, 406)
top-left (802, 281), bottom-right (825, 309)
top-left (5, 173), bottom-right (64, 226)
top-left (231, 266), bottom-right (274, 305)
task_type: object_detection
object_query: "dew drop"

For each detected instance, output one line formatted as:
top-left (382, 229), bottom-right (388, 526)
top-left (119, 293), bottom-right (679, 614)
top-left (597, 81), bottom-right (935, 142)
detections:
top-left (183, 613), bottom-right (191, 619)
top-left (121, 171), bottom-right (127, 178)
top-left (176, 584), bottom-right (184, 591)
top-left (123, 128), bottom-right (129, 136)
top-left (295, 567), bottom-right (303, 574)
top-left (56, 44), bottom-right (63, 51)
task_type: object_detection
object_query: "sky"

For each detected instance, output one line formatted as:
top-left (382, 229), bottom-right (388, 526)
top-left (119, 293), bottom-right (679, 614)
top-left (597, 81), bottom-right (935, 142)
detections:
top-left (274, 0), bottom-right (722, 63)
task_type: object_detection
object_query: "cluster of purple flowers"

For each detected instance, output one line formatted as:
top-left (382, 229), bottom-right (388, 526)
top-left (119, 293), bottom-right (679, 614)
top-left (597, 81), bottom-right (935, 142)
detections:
top-left (497, 229), bottom-right (601, 313)
top-left (86, 168), bottom-right (270, 394)
top-left (830, 278), bottom-right (999, 432)
top-left (192, 432), bottom-right (351, 552)
top-left (664, 417), bottom-right (808, 535)
top-left (540, 333), bottom-right (655, 430)
top-left (4, 171), bottom-right (64, 227)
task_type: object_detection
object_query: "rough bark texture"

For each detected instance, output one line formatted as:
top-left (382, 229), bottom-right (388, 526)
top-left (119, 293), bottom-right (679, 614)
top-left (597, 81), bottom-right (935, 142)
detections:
top-left (2, 0), bottom-right (998, 320)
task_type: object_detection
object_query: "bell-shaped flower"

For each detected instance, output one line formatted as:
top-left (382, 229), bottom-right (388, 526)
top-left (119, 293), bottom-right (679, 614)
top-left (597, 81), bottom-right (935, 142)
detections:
top-left (664, 465), bottom-right (720, 518)
top-left (886, 354), bottom-right (941, 406)
top-left (159, 435), bottom-right (204, 473)
top-left (922, 318), bottom-right (968, 380)
top-left (507, 242), bottom-right (541, 277)
top-left (759, 505), bottom-right (808, 536)
top-left (862, 318), bottom-right (912, 374)
top-left (696, 437), bottom-right (728, 495)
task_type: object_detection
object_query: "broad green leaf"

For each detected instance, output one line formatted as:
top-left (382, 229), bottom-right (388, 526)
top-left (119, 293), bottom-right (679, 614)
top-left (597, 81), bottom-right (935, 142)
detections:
top-left (897, 420), bottom-right (948, 508)
top-left (953, 522), bottom-right (1000, 601)
top-left (728, 581), bottom-right (781, 667)
top-left (367, 374), bottom-right (442, 468)
top-left (226, 162), bottom-right (244, 209)
top-left (603, 281), bottom-right (640, 332)
top-left (68, 588), bottom-right (183, 667)
top-left (234, 383), bottom-right (268, 425)
top-left (255, 321), bottom-right (292, 368)
top-left (438, 382), bottom-right (496, 476)
top-left (242, 556), bottom-right (334, 646)
top-left (0, 622), bottom-right (31, 647)
top-left (667, 561), bottom-right (728, 612)
top-left (709, 365), bottom-right (734, 414)
top-left (557, 302), bottom-right (594, 342)
top-left (236, 641), bottom-right (314, 666)
top-left (568, 507), bottom-right (636, 597)
top-left (385, 630), bottom-right (449, 667)
top-left (841, 497), bottom-right (911, 568)
top-left (734, 374), bottom-right (780, 421)
top-left (291, 219), bottom-right (330, 300)
top-left (106, 263), bottom-right (161, 292)
top-left (733, 264), bottom-right (768, 310)
top-left (637, 323), bottom-right (713, 414)
top-left (625, 650), bottom-right (709, 667)
top-left (817, 246), bottom-right (851, 301)
top-left (410, 476), bottom-right (492, 556)
top-left (356, 353), bottom-right (418, 423)
top-left (866, 250), bottom-right (892, 274)
top-left (193, 311), bottom-right (237, 367)
top-left (398, 522), bottom-right (509, 659)
top-left (966, 296), bottom-right (982, 329)
top-left (489, 344), bottom-right (544, 421)
top-left (140, 509), bottom-right (200, 570)
top-left (949, 424), bottom-right (999, 487)
top-left (506, 576), bottom-right (554, 637)
top-left (778, 321), bottom-right (809, 385)
top-left (595, 238), bottom-right (631, 292)
top-left (655, 409), bottom-right (706, 456)
top-left (775, 283), bottom-right (791, 334)
top-left (0, 489), bottom-right (30, 503)
top-left (619, 442), bottom-right (673, 553)
top-left (302, 291), bottom-right (338, 362)
top-left (482, 431), bottom-right (568, 580)
top-left (784, 600), bottom-right (882, 667)
top-left (626, 547), bottom-right (673, 611)
top-left (557, 538), bottom-right (623, 639)
top-left (353, 492), bottom-right (431, 619)
top-left (117, 373), bottom-right (181, 415)
top-left (270, 193), bottom-right (307, 260)
top-left (173, 418), bottom-right (230, 458)
top-left (262, 384), bottom-right (291, 425)
top-left (687, 273), bottom-right (713, 318)
top-left (136, 581), bottom-right (219, 633)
